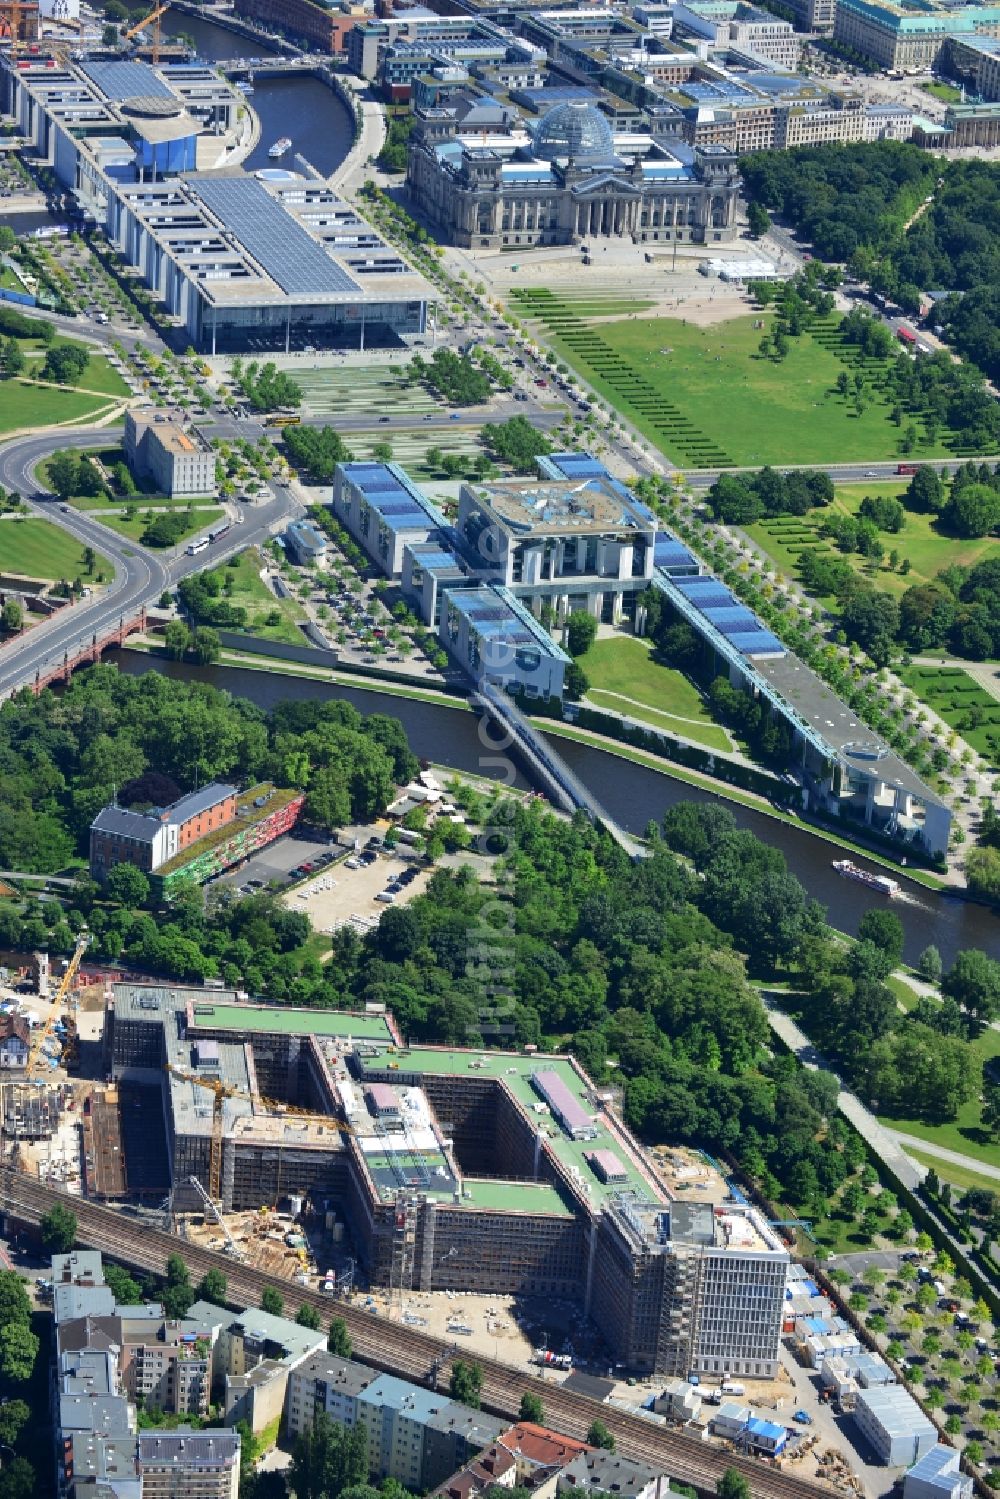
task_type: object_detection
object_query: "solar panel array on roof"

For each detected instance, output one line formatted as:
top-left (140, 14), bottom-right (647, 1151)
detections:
top-left (702, 606), bottom-right (760, 635)
top-left (675, 579), bottom-right (733, 610)
top-left (654, 538), bottom-right (696, 569)
top-left (80, 59), bottom-right (174, 100)
top-left (730, 631), bottom-right (785, 657)
top-left (191, 177), bottom-right (361, 298)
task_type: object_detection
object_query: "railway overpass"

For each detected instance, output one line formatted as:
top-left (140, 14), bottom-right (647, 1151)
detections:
top-left (0, 1167), bottom-right (832, 1499)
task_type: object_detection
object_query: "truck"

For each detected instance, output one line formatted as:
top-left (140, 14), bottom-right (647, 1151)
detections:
top-left (721, 1382), bottom-right (746, 1396)
top-left (897, 326), bottom-right (917, 347)
top-left (896, 463), bottom-right (919, 475)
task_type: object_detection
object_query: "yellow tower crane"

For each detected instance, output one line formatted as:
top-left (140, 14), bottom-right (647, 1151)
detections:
top-left (165, 1064), bottom-right (353, 1207)
top-left (27, 930), bottom-right (88, 1082)
top-left (122, 1), bottom-right (169, 64)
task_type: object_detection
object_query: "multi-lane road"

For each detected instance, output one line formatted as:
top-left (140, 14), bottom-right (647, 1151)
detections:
top-left (0, 425), bottom-right (302, 700)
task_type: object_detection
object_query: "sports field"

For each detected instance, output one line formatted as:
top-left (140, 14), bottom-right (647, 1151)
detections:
top-left (0, 518), bottom-right (108, 580)
top-left (746, 481), bottom-right (1000, 602)
top-left (579, 636), bottom-right (734, 753)
top-left (510, 290), bottom-right (958, 468)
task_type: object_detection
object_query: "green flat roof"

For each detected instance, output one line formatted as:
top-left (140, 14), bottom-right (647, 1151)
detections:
top-left (367, 1046), bottom-right (664, 1211)
top-left (156, 784), bottom-right (301, 876)
top-left (188, 1004), bottom-right (394, 1040)
top-left (459, 1178), bottom-right (571, 1215)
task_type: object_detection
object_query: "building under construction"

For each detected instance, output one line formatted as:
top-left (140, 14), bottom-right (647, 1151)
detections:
top-left (105, 984), bottom-right (788, 1377)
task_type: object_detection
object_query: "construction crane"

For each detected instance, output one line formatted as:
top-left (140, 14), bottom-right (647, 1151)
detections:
top-left (26, 930), bottom-right (88, 1081)
top-left (165, 1064), bottom-right (353, 1207)
top-left (123, 0), bottom-right (168, 64)
top-left (185, 1173), bottom-right (244, 1259)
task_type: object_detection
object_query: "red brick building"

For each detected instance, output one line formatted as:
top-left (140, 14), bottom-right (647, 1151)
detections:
top-left (233, 0), bottom-right (358, 52)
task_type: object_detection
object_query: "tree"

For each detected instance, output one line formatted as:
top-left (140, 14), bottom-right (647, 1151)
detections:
top-left (0, 1399), bottom-right (29, 1449)
top-left (290, 1413), bottom-right (368, 1499)
top-left (747, 201), bottom-right (771, 238)
top-left (41, 345), bottom-right (89, 385)
top-left (197, 1267), bottom-right (228, 1306)
top-left (190, 627), bottom-right (221, 666)
top-left (564, 660), bottom-right (590, 700)
top-left (47, 451), bottom-right (79, 502)
top-left (261, 1286), bottom-right (284, 1316)
top-left (328, 1316), bottom-right (352, 1358)
top-left (841, 589), bottom-right (900, 662)
top-left (103, 1263), bottom-right (142, 1304)
top-left (1, 599), bottom-right (23, 635)
top-left (942, 949), bottom-right (1000, 1027)
top-left (40, 1202), bottom-right (77, 1253)
top-left (717, 1470), bottom-right (750, 1499)
top-left (565, 610), bottom-right (597, 658)
top-left (105, 863), bottom-right (150, 908)
top-left (0, 1457), bottom-right (36, 1499)
top-left (295, 1303), bottom-right (321, 1330)
top-left (163, 620), bottom-right (190, 660)
top-left (982, 1068), bottom-right (1000, 1141)
top-left (0, 1321), bottom-right (38, 1384)
top-left (449, 1361), bottom-right (483, 1409)
top-left (587, 1420), bottom-right (615, 1452)
top-left (162, 1252), bottom-right (193, 1319)
top-left (519, 1392), bottom-right (544, 1424)
top-left (0, 337), bottom-right (24, 378)
top-left (941, 483), bottom-right (1000, 539)
top-left (857, 909), bottom-right (904, 964)
top-left (0, 1272), bottom-right (31, 1327)
top-left (918, 945), bottom-right (943, 984)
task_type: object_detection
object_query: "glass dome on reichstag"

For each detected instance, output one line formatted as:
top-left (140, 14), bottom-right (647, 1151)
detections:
top-left (531, 101), bottom-right (614, 162)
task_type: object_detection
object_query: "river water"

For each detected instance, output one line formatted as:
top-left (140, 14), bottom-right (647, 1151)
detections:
top-left (107, 650), bottom-right (1000, 967)
top-left (158, 10), bottom-right (355, 176)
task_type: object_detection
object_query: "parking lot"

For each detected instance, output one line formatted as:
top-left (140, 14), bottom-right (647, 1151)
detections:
top-left (284, 845), bottom-right (429, 936)
top-left (213, 831), bottom-right (339, 894)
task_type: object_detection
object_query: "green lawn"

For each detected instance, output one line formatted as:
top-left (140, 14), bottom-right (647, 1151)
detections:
top-left (94, 506), bottom-right (224, 546)
top-left (900, 666), bottom-right (1000, 760)
top-left (902, 1145), bottom-right (1000, 1198)
top-left (218, 546), bottom-right (308, 646)
top-left (579, 636), bottom-right (734, 752)
top-left (0, 380), bottom-right (118, 435)
top-left (23, 337), bottom-right (130, 399)
top-left (877, 1024), bottom-right (1000, 1172)
top-left (746, 480), bottom-right (1000, 604)
top-left (0, 518), bottom-right (108, 581)
top-left (510, 291), bottom-right (959, 469)
top-left (921, 80), bottom-right (963, 102)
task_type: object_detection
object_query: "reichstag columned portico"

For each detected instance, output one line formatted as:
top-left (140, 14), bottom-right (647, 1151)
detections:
top-left (407, 100), bottom-right (740, 251)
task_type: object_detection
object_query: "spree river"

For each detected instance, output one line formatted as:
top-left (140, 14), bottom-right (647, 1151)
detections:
top-left (108, 650), bottom-right (1000, 968)
top-left (158, 10), bottom-right (355, 176)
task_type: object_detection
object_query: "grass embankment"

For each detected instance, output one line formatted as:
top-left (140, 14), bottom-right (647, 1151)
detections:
top-left (220, 548), bottom-right (308, 646)
top-left (578, 636), bottom-right (734, 753)
top-left (510, 290), bottom-right (959, 468)
top-left (0, 518), bottom-right (108, 581)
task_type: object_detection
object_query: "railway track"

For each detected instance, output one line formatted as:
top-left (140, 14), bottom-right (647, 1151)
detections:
top-left (1, 1170), bottom-right (835, 1499)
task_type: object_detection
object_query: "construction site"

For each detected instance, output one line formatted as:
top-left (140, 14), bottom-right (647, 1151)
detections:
top-left (92, 981), bottom-right (792, 1380)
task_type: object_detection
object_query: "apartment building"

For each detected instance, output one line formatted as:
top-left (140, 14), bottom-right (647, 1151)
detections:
top-left (285, 1354), bottom-right (505, 1488)
top-left (50, 1252), bottom-right (239, 1499)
